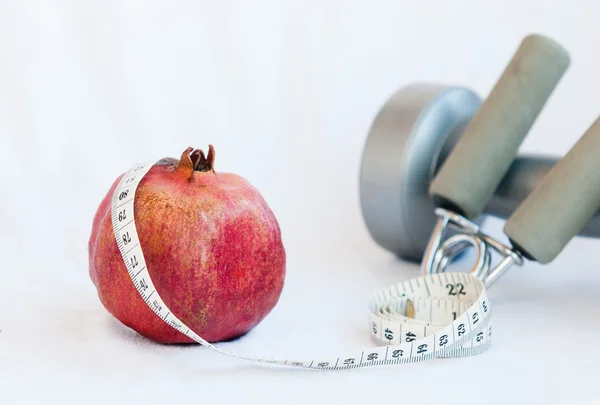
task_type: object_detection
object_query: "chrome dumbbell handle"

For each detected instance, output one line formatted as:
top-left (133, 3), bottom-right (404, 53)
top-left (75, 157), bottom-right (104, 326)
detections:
top-left (420, 34), bottom-right (600, 287)
top-left (418, 33), bottom-right (569, 285)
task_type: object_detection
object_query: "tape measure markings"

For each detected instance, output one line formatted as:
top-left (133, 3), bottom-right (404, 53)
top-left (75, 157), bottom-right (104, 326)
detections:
top-left (109, 160), bottom-right (493, 370)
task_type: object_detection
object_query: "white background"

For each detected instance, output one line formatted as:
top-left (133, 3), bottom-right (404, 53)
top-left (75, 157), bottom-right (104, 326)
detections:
top-left (2, 1), bottom-right (600, 404)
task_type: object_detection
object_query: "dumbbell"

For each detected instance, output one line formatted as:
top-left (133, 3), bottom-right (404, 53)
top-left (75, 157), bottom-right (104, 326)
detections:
top-left (359, 34), bottom-right (600, 262)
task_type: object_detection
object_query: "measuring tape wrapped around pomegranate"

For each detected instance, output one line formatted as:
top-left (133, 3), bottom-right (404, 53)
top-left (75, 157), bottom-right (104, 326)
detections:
top-left (88, 146), bottom-right (492, 370)
top-left (89, 146), bottom-right (286, 344)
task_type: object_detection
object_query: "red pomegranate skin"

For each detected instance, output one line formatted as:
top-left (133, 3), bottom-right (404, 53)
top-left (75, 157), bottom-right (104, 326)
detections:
top-left (88, 146), bottom-right (286, 343)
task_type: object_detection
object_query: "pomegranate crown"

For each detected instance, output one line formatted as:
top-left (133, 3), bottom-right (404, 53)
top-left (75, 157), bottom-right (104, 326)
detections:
top-left (177, 145), bottom-right (216, 178)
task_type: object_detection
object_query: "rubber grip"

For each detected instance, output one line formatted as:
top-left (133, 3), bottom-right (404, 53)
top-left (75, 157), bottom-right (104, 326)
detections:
top-left (504, 116), bottom-right (600, 264)
top-left (429, 34), bottom-right (570, 219)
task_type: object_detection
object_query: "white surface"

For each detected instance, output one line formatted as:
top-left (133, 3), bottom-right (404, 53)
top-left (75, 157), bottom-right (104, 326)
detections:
top-left (2, 1), bottom-right (600, 404)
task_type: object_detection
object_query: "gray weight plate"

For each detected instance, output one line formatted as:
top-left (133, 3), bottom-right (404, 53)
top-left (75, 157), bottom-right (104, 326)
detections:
top-left (359, 83), bottom-right (482, 261)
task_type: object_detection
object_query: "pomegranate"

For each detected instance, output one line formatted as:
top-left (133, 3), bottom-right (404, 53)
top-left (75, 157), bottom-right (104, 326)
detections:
top-left (88, 146), bottom-right (286, 343)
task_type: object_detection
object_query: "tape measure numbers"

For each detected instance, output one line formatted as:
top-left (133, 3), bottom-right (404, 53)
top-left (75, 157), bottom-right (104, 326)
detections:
top-left (110, 161), bottom-right (492, 370)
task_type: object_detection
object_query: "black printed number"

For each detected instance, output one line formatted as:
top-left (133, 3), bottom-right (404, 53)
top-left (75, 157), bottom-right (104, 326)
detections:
top-left (384, 328), bottom-right (393, 340)
top-left (343, 358), bottom-right (355, 365)
top-left (472, 312), bottom-right (479, 325)
top-left (405, 332), bottom-right (417, 342)
top-left (417, 344), bottom-right (428, 354)
top-left (367, 353), bottom-right (378, 361)
top-left (392, 350), bottom-right (403, 358)
top-left (122, 232), bottom-right (131, 245)
top-left (446, 283), bottom-right (466, 296)
top-left (118, 209), bottom-right (127, 222)
top-left (130, 255), bottom-right (139, 268)
top-left (482, 301), bottom-right (488, 313)
top-left (317, 362), bottom-right (329, 367)
top-left (476, 332), bottom-right (484, 343)
top-left (119, 190), bottom-right (129, 200)
top-left (458, 323), bottom-right (466, 336)
top-left (439, 334), bottom-right (449, 346)
top-left (372, 322), bottom-right (377, 335)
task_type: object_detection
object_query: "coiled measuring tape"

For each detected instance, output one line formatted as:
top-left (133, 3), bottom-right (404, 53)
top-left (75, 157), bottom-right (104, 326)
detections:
top-left (110, 161), bottom-right (492, 370)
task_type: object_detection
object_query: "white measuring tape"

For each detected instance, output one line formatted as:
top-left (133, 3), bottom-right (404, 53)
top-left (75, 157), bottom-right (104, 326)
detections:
top-left (110, 161), bottom-right (492, 370)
